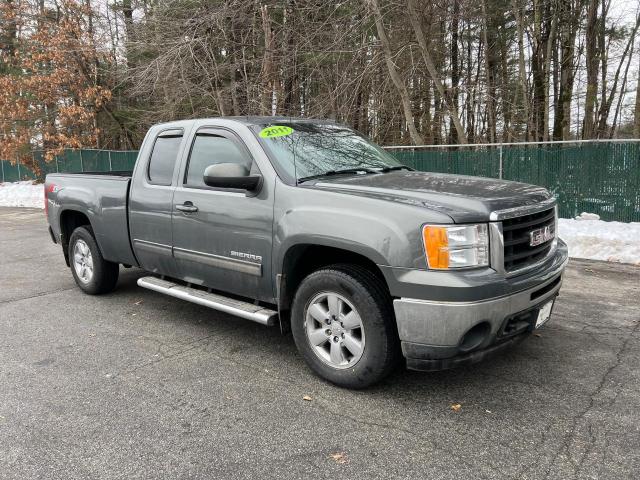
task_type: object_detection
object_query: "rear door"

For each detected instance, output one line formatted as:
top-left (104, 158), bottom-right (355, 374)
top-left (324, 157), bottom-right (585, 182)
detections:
top-left (129, 128), bottom-right (186, 277)
top-left (171, 127), bottom-right (274, 301)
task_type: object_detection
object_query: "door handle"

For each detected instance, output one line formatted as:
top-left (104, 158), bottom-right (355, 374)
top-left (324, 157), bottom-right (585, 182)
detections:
top-left (176, 203), bottom-right (198, 213)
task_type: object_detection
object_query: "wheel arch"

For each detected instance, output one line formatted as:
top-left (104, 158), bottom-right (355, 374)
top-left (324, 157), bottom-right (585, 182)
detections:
top-left (277, 243), bottom-right (391, 321)
top-left (59, 209), bottom-right (93, 266)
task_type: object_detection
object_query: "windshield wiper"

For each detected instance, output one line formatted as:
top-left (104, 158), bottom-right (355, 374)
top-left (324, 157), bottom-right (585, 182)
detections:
top-left (298, 168), bottom-right (379, 184)
top-left (378, 165), bottom-right (414, 173)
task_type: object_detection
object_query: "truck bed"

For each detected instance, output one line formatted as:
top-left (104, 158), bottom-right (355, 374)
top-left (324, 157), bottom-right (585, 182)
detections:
top-left (45, 173), bottom-right (138, 267)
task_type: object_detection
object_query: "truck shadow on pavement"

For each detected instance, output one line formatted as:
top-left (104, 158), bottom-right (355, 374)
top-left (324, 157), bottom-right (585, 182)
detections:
top-left (111, 264), bottom-right (613, 402)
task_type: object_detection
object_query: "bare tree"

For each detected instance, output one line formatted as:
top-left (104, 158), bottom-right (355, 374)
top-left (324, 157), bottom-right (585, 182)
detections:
top-left (368, 0), bottom-right (424, 144)
top-left (408, 0), bottom-right (467, 143)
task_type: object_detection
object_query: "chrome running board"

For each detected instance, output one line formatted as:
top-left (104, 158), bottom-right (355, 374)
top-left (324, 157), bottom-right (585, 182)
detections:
top-left (137, 276), bottom-right (277, 326)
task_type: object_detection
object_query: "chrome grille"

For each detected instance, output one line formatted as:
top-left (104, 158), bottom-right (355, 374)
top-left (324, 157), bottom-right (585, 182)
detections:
top-left (502, 207), bottom-right (556, 273)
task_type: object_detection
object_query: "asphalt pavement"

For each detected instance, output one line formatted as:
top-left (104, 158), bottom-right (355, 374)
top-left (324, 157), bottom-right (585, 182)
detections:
top-left (1, 207), bottom-right (639, 479)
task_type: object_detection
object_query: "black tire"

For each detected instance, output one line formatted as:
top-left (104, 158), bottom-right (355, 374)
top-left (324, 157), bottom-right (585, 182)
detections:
top-left (291, 264), bottom-right (400, 388)
top-left (68, 226), bottom-right (119, 295)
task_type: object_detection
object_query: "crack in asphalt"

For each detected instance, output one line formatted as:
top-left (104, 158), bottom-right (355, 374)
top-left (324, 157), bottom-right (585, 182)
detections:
top-left (0, 287), bottom-right (77, 305)
top-left (106, 332), bottom-right (224, 380)
top-left (1, 253), bottom-right (63, 266)
top-left (307, 396), bottom-right (511, 480)
top-left (542, 318), bottom-right (640, 479)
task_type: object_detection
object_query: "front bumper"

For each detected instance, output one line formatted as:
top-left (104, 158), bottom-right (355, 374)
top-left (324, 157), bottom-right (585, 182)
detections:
top-left (403, 331), bottom-right (530, 371)
top-left (393, 241), bottom-right (568, 370)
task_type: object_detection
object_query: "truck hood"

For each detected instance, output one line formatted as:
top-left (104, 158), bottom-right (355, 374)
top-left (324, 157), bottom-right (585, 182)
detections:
top-left (308, 171), bottom-right (553, 223)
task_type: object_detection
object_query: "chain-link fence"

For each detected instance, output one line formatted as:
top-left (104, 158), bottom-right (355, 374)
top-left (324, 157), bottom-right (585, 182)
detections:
top-left (2, 140), bottom-right (639, 222)
top-left (387, 140), bottom-right (640, 223)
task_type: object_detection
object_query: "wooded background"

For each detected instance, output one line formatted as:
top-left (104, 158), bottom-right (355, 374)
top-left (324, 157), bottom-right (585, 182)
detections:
top-left (2, 0), bottom-right (640, 171)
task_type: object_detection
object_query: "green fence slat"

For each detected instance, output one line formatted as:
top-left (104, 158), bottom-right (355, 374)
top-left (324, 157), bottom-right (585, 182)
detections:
top-left (2, 160), bottom-right (19, 182)
top-left (390, 142), bottom-right (640, 223)
top-left (109, 150), bottom-right (138, 171)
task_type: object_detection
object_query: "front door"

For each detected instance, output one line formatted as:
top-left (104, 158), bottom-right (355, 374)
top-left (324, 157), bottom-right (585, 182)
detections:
top-left (171, 128), bottom-right (274, 301)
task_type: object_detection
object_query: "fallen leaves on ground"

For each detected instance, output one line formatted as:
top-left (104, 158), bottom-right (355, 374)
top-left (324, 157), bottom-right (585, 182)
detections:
top-left (450, 403), bottom-right (462, 412)
top-left (329, 452), bottom-right (348, 464)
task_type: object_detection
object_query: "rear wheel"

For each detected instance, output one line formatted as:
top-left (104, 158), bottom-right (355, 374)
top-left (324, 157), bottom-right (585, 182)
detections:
top-left (291, 264), bottom-right (399, 388)
top-left (68, 226), bottom-right (119, 295)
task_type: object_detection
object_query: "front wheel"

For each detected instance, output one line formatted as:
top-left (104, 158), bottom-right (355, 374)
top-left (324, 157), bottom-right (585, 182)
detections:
top-left (68, 226), bottom-right (119, 295)
top-left (291, 264), bottom-right (400, 388)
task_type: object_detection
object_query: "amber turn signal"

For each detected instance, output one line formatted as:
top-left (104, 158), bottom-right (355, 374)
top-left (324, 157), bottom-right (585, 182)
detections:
top-left (423, 226), bottom-right (450, 269)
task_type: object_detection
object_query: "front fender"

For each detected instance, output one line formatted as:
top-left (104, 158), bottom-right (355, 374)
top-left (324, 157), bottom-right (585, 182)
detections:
top-left (274, 206), bottom-right (405, 271)
top-left (272, 181), bottom-right (454, 274)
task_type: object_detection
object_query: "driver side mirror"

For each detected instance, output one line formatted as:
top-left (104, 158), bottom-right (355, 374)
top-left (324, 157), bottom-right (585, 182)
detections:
top-left (203, 163), bottom-right (261, 191)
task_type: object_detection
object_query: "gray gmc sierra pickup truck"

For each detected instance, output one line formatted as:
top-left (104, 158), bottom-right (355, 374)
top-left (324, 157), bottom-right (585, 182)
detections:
top-left (45, 117), bottom-right (568, 388)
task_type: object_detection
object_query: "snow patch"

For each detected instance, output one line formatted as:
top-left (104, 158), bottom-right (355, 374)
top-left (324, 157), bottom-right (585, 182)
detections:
top-left (574, 212), bottom-right (601, 221)
top-left (0, 181), bottom-right (44, 209)
top-left (558, 218), bottom-right (640, 265)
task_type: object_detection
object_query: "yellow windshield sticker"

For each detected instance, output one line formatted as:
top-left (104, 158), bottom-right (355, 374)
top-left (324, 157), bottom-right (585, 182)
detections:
top-left (259, 125), bottom-right (293, 138)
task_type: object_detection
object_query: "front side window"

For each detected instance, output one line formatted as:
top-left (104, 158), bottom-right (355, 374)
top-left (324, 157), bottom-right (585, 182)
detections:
top-left (148, 134), bottom-right (183, 185)
top-left (185, 134), bottom-right (251, 188)
top-left (250, 122), bottom-right (402, 182)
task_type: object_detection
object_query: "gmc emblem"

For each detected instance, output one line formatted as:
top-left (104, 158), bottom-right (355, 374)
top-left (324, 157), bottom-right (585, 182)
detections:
top-left (529, 224), bottom-right (555, 247)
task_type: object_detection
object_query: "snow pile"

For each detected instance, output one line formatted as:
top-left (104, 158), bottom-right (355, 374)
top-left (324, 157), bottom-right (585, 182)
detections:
top-left (0, 181), bottom-right (44, 208)
top-left (573, 212), bottom-right (601, 221)
top-left (559, 215), bottom-right (640, 265)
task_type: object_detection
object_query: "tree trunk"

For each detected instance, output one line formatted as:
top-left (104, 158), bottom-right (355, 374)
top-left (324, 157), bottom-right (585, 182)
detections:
top-left (408, 0), bottom-right (466, 144)
top-left (530, 0), bottom-right (554, 141)
top-left (553, 0), bottom-right (580, 140)
top-left (635, 59), bottom-right (640, 138)
top-left (281, 1), bottom-right (298, 115)
top-left (582, 0), bottom-right (599, 138)
top-left (512, 0), bottom-right (531, 139)
top-left (542, 13), bottom-right (557, 141)
top-left (448, 0), bottom-right (460, 143)
top-left (121, 0), bottom-right (134, 69)
top-left (480, 0), bottom-right (497, 143)
top-left (609, 40), bottom-right (634, 138)
top-left (369, 0), bottom-right (424, 145)
top-left (260, 5), bottom-right (275, 116)
top-left (597, 12), bottom-right (640, 135)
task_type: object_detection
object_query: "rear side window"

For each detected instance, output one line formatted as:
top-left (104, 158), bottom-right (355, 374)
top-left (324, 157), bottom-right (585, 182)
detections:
top-left (148, 134), bottom-right (183, 185)
top-left (185, 134), bottom-right (251, 188)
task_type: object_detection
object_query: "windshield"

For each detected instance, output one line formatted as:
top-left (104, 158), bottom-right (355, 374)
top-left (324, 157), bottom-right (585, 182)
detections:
top-left (250, 122), bottom-right (403, 183)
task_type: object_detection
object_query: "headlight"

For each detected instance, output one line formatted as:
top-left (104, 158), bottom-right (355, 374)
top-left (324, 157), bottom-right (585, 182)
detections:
top-left (422, 224), bottom-right (489, 269)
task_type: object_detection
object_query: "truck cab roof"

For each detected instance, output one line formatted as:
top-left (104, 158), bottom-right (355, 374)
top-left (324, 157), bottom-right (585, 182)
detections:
top-left (151, 116), bottom-right (338, 130)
